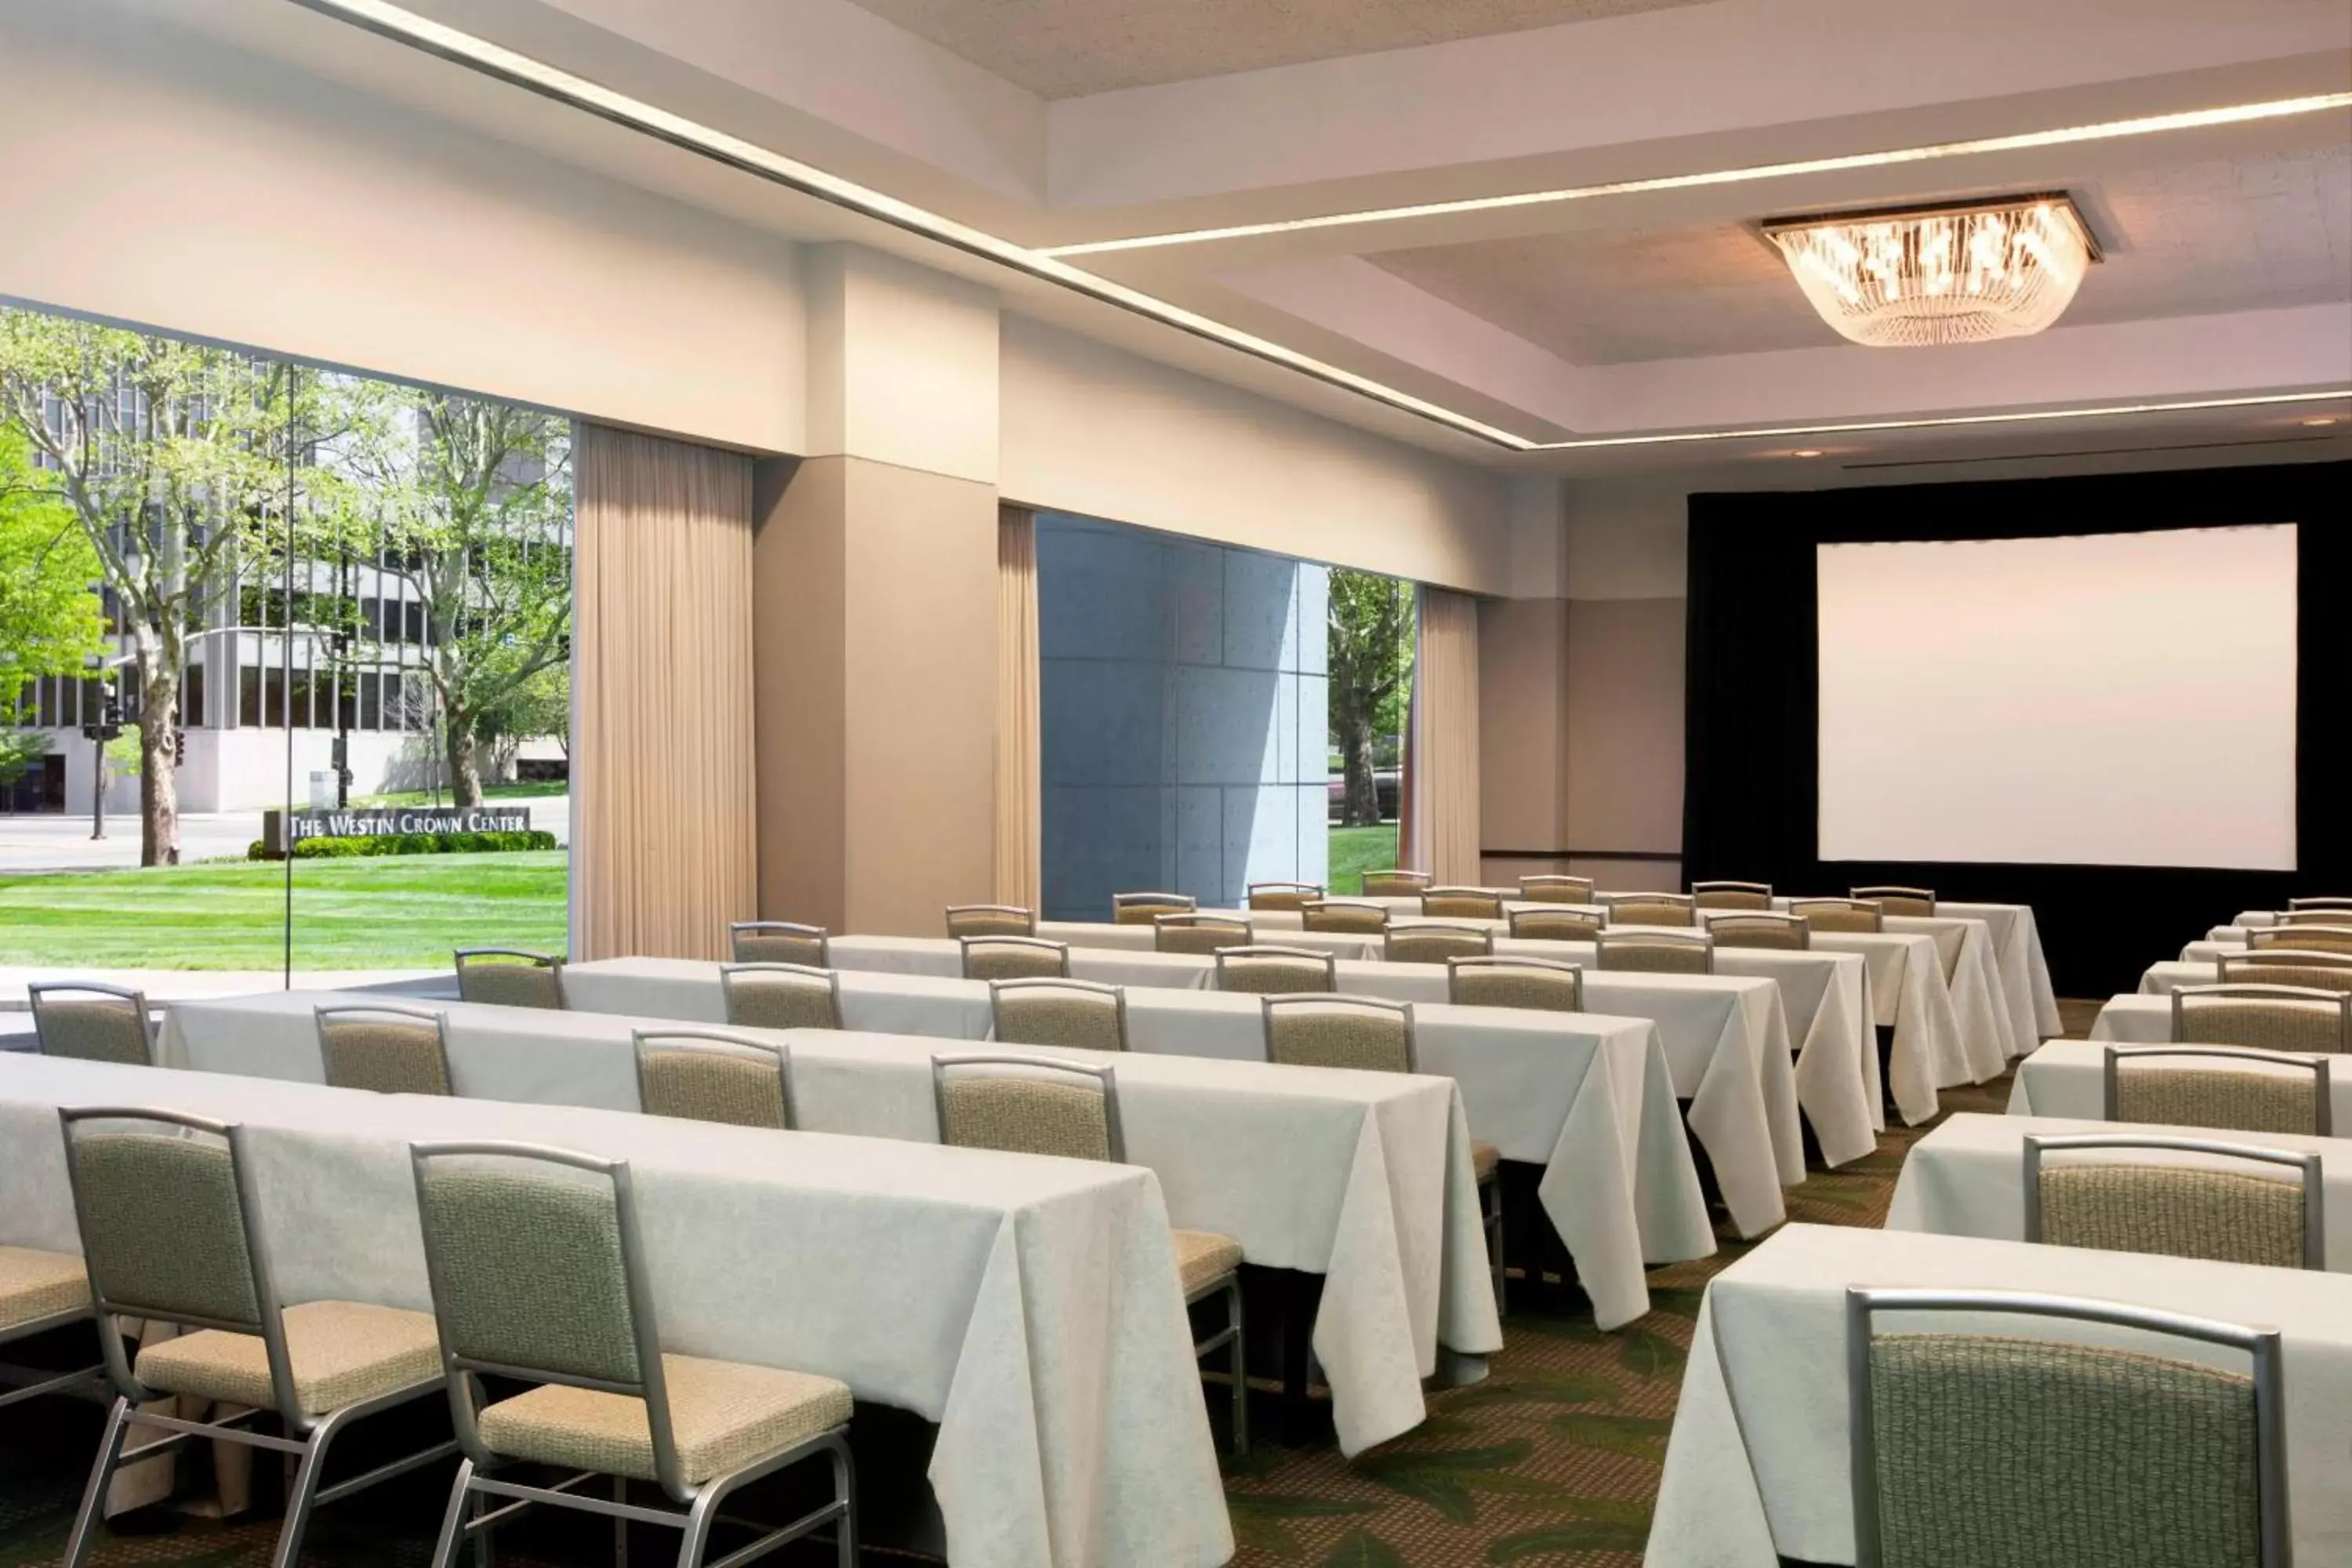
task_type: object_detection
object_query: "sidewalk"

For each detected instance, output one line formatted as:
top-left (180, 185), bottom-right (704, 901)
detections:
top-left (1, 965), bottom-right (456, 1012)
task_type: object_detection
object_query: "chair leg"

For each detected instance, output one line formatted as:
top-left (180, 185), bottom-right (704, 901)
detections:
top-left (274, 1408), bottom-right (354, 1568)
top-left (1225, 1278), bottom-right (1248, 1457)
top-left (430, 1457), bottom-right (476, 1568)
top-left (674, 1483), bottom-right (723, 1568)
top-left (61, 1396), bottom-right (134, 1568)
top-left (613, 1474), bottom-right (629, 1568)
top-left (831, 1437), bottom-right (858, 1568)
top-left (1484, 1172), bottom-right (1507, 1316)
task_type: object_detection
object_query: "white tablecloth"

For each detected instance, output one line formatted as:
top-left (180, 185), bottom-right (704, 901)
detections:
top-left (0, 1054), bottom-right (1230, 1568)
top-left (2140, 959), bottom-right (2219, 996)
top-left (157, 990), bottom-right (1502, 1454)
top-left (1887, 1112), bottom-right (2351, 1269)
top-left (561, 957), bottom-right (1715, 1328)
top-left (2007, 1039), bottom-right (2352, 1125)
top-left (1646, 1225), bottom-right (2352, 1567)
top-left (1882, 916), bottom-right (2017, 1076)
top-left (1933, 901), bottom-right (2062, 1044)
top-left (2088, 993), bottom-right (2172, 1043)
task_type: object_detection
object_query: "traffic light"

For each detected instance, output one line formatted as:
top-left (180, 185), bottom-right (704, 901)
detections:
top-left (172, 730), bottom-right (187, 768)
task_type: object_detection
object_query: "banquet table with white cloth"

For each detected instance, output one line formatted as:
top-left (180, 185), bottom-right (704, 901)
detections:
top-left (827, 933), bottom-right (1805, 1234)
top-left (2140, 958), bottom-right (2223, 995)
top-left (559, 956), bottom-right (1715, 1328)
top-left (155, 989), bottom-right (1501, 1454)
top-left (0, 1053), bottom-right (1232, 1568)
top-left (1886, 1111), bottom-right (2352, 1267)
top-left (2007, 1038), bottom-right (2350, 1123)
top-left (2086, 993), bottom-right (2175, 1042)
top-left (1644, 1224), bottom-right (2352, 1568)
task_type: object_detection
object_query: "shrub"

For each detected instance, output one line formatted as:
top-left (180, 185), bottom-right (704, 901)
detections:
top-left (249, 829), bottom-right (558, 861)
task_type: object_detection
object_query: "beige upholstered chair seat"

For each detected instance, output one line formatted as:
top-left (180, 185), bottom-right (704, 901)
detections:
top-left (0, 1247), bottom-right (89, 1330)
top-left (2115, 1067), bottom-right (2321, 1136)
top-left (1171, 1230), bottom-right (1243, 1297)
top-left (2037, 1165), bottom-right (2307, 1269)
top-left (1469, 1142), bottom-right (1501, 1181)
top-left (478, 1354), bottom-right (851, 1484)
top-left (135, 1301), bottom-right (441, 1416)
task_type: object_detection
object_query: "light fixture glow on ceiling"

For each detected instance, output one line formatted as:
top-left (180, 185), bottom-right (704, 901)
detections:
top-left (1766, 194), bottom-right (2096, 347)
top-left (285, 0), bottom-right (2350, 456)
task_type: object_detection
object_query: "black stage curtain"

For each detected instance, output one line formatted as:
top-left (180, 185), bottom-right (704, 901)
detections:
top-left (1684, 460), bottom-right (2350, 998)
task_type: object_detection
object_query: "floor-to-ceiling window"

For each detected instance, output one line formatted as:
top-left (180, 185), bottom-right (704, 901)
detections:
top-left (1326, 567), bottom-right (1415, 893)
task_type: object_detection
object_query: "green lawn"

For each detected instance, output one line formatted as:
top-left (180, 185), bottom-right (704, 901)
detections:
top-left (0, 851), bottom-right (568, 970)
top-left (1328, 822), bottom-right (1399, 896)
top-left (351, 782), bottom-right (570, 808)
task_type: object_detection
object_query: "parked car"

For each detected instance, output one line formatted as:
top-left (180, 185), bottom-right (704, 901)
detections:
top-left (1327, 770), bottom-right (1400, 823)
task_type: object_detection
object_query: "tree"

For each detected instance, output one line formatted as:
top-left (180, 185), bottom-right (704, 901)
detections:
top-left (0, 309), bottom-right (325, 865)
top-left (1327, 569), bottom-right (1414, 828)
top-left (0, 425), bottom-right (107, 720)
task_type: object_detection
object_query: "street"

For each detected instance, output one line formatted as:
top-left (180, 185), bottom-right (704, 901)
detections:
top-left (0, 794), bottom-right (572, 873)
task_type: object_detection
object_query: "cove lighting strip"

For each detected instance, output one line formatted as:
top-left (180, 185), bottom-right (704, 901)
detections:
top-left (286, 1), bottom-right (2352, 454)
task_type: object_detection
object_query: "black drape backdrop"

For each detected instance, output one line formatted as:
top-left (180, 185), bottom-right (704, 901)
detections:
top-left (1683, 460), bottom-right (2350, 998)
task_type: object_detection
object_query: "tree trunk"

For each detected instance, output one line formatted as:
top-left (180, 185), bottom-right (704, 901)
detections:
top-left (1337, 699), bottom-right (1382, 828)
top-left (136, 677), bottom-right (180, 867)
top-left (446, 714), bottom-right (485, 809)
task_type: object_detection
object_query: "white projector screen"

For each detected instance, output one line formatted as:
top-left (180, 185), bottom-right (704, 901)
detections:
top-left (1817, 524), bottom-right (2298, 870)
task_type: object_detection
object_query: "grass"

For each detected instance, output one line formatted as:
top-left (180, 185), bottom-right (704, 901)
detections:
top-left (1329, 822), bottom-right (1399, 896)
top-left (350, 781), bottom-right (569, 808)
top-left (0, 851), bottom-right (568, 970)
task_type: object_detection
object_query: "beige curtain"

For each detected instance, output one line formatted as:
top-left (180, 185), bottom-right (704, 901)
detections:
top-left (995, 506), bottom-right (1042, 908)
top-left (1410, 587), bottom-right (1483, 885)
top-left (572, 425), bottom-right (757, 960)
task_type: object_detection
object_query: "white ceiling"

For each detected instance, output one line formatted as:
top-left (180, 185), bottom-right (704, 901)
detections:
top-left (841, 0), bottom-right (1722, 99)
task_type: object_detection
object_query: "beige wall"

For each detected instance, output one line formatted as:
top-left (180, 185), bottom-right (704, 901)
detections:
top-left (1563, 597), bottom-right (1686, 891)
top-left (1477, 597), bottom-right (1570, 856)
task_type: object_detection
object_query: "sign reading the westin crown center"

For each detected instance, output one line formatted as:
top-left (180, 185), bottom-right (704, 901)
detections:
top-left (264, 805), bottom-right (532, 849)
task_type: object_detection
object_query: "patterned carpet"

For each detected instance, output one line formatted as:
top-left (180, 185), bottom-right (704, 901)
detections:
top-left (1, 1014), bottom-right (2076, 1567)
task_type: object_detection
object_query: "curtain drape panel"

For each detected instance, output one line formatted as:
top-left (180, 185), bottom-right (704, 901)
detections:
top-left (996, 506), bottom-right (1042, 909)
top-left (1412, 587), bottom-right (1484, 885)
top-left (572, 425), bottom-right (757, 961)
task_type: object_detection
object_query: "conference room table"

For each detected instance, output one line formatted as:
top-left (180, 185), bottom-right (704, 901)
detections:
top-left (557, 956), bottom-right (1717, 1327)
top-left (155, 990), bottom-right (1497, 1454)
top-left (0, 1053), bottom-right (1233, 1568)
top-left (1886, 1112), bottom-right (2352, 1269)
top-left (827, 933), bottom-right (1810, 1218)
top-left (2139, 957), bottom-right (2223, 995)
top-left (1645, 1224), bottom-right (2352, 1568)
top-left (2005, 1039), bottom-right (2352, 1124)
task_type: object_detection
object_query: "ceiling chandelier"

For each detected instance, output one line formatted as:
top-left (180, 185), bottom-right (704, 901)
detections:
top-left (1763, 194), bottom-right (2100, 348)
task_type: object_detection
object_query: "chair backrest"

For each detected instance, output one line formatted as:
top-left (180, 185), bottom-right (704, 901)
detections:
top-left (1385, 924), bottom-right (1494, 965)
top-left (1596, 930), bottom-right (1715, 975)
top-left (1596, 892), bottom-right (1696, 927)
top-left (960, 935), bottom-right (1072, 982)
top-left (2173, 984), bottom-right (2351, 1054)
top-left (2023, 1132), bottom-right (2322, 1270)
top-left (1508, 906), bottom-right (1606, 942)
top-left (411, 1142), bottom-right (686, 1497)
top-left (454, 949), bottom-right (566, 1010)
top-left (2287, 896), bottom-right (2352, 914)
top-left (2103, 1046), bottom-right (2332, 1138)
top-left (59, 1108), bottom-right (293, 1417)
top-left (1421, 887), bottom-right (1504, 920)
top-left (2281, 907), bottom-right (2352, 927)
top-left (932, 1054), bottom-right (1123, 1162)
top-left (1154, 913), bottom-right (1254, 954)
top-left (27, 982), bottom-right (154, 1066)
top-left (2218, 949), bottom-right (2352, 994)
top-left (1703, 911), bottom-right (1812, 951)
top-left (1791, 898), bottom-right (1885, 935)
top-left (1301, 899), bottom-right (1390, 934)
top-left (1247, 882), bottom-right (1323, 912)
top-left (2250, 924), bottom-right (2352, 956)
top-left (1359, 869), bottom-right (1432, 898)
top-left (1112, 891), bottom-right (1195, 926)
top-left (1852, 886), bottom-right (1936, 917)
top-left (990, 978), bottom-right (1127, 1051)
top-left (719, 963), bottom-right (844, 1032)
top-left (945, 904), bottom-right (1035, 938)
top-left (1214, 946), bottom-right (1338, 995)
top-left (315, 1005), bottom-right (455, 1096)
top-left (1262, 995), bottom-right (1415, 1074)
top-left (1517, 874), bottom-right (1594, 905)
top-left (728, 920), bottom-right (829, 967)
top-left (1447, 956), bottom-right (1582, 1012)
top-left (1690, 880), bottom-right (1773, 910)
top-left (632, 1029), bottom-right (793, 1129)
top-left (1846, 1287), bottom-right (2285, 1568)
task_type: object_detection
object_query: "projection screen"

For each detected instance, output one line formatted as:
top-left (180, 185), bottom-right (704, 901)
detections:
top-left (1817, 524), bottom-right (2298, 870)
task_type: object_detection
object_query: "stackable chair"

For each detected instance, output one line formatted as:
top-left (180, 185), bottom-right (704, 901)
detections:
top-left (727, 921), bottom-right (829, 967)
top-left (959, 935), bottom-right (1072, 981)
top-left (0, 1248), bottom-right (99, 1414)
top-left (2022, 1132), bottom-right (2322, 1269)
top-left (1508, 906), bottom-right (1607, 942)
top-left (1112, 891), bottom-right (1195, 926)
top-left (1446, 956), bottom-right (1582, 1013)
top-left (1359, 870), bottom-right (1431, 898)
top-left (27, 982), bottom-right (154, 1066)
top-left (2172, 984), bottom-right (2352, 1054)
top-left (932, 1054), bottom-right (1245, 1452)
top-left (2286, 896), bottom-right (2352, 920)
top-left (2103, 1046), bottom-right (2332, 1137)
top-left (1791, 898), bottom-right (1884, 935)
top-left (2252, 924), bottom-right (2352, 956)
top-left (1845, 1287), bottom-right (2287, 1568)
top-left (1421, 887), bottom-right (1504, 920)
top-left (1263, 996), bottom-right (1504, 1308)
top-left (1595, 930), bottom-right (1715, 975)
top-left (2217, 949), bottom-right (2352, 994)
top-left (719, 964), bottom-right (844, 1031)
top-left (1516, 875), bottom-right (1593, 906)
top-left (944, 904), bottom-right (1034, 939)
top-left (1852, 886), bottom-right (1936, 917)
top-left (1385, 924), bottom-right (1494, 965)
top-left (411, 1142), bottom-right (855, 1567)
top-left (1153, 913), bottom-right (1254, 955)
top-left (633, 1030), bottom-right (794, 1130)
top-left (454, 949), bottom-right (566, 1011)
top-left (58, 1108), bottom-right (453, 1568)
top-left (1690, 880), bottom-right (1773, 910)
top-left (1213, 946), bottom-right (1338, 995)
top-left (1704, 911), bottom-right (1812, 950)
top-left (1301, 899), bottom-right (1390, 935)
top-left (989, 978), bottom-right (1129, 1051)
top-left (1595, 892), bottom-right (1696, 927)
top-left (314, 1004), bottom-right (456, 1096)
top-left (1247, 882), bottom-right (1323, 913)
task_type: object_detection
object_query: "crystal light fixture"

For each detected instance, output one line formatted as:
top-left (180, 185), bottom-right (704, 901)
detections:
top-left (1763, 194), bottom-right (2099, 347)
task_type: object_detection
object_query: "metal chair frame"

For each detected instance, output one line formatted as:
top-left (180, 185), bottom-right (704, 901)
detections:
top-left (1152, 913), bottom-right (1255, 953)
top-left (988, 976), bottom-right (1130, 1051)
top-left (453, 949), bottom-right (567, 1009)
top-left (314, 1004), bottom-right (456, 1095)
top-left (2252, 924), bottom-right (2352, 956)
top-left (2021, 1131), bottom-right (2324, 1269)
top-left (1300, 899), bottom-right (1392, 934)
top-left (1846, 1286), bottom-right (2288, 1568)
top-left (2102, 1044), bottom-right (2333, 1137)
top-left (2287, 897), bottom-right (2352, 913)
top-left (1595, 930), bottom-right (1715, 973)
top-left (944, 904), bottom-right (1036, 938)
top-left (631, 1029), bottom-right (797, 1129)
top-left (1790, 898), bottom-right (1885, 933)
top-left (1384, 923), bottom-right (1495, 964)
top-left (1213, 946), bottom-right (1339, 993)
top-left (1595, 891), bottom-right (1697, 927)
top-left (410, 1141), bottom-right (855, 1567)
top-left (1701, 911), bottom-right (1812, 949)
top-left (2172, 983), bottom-right (2352, 1054)
top-left (1690, 880), bottom-right (1773, 909)
top-left (1246, 882), bottom-right (1323, 911)
top-left (727, 920), bottom-right (830, 967)
top-left (1112, 892), bottom-right (1196, 925)
top-left (58, 1107), bottom-right (456, 1568)
top-left (1516, 875), bottom-right (1594, 905)
top-left (1446, 955), bottom-right (1584, 1011)
top-left (1850, 886), bottom-right (1936, 916)
top-left (1420, 887), bottom-right (1505, 919)
top-left (2218, 949), bottom-right (2352, 991)
top-left (1507, 906), bottom-right (1608, 941)
top-left (27, 982), bottom-right (155, 1066)
top-left (719, 963), bottom-right (845, 1031)
top-left (1359, 870), bottom-right (1432, 898)
top-left (958, 935), bottom-right (1073, 980)
top-left (2281, 909), bottom-right (2352, 927)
